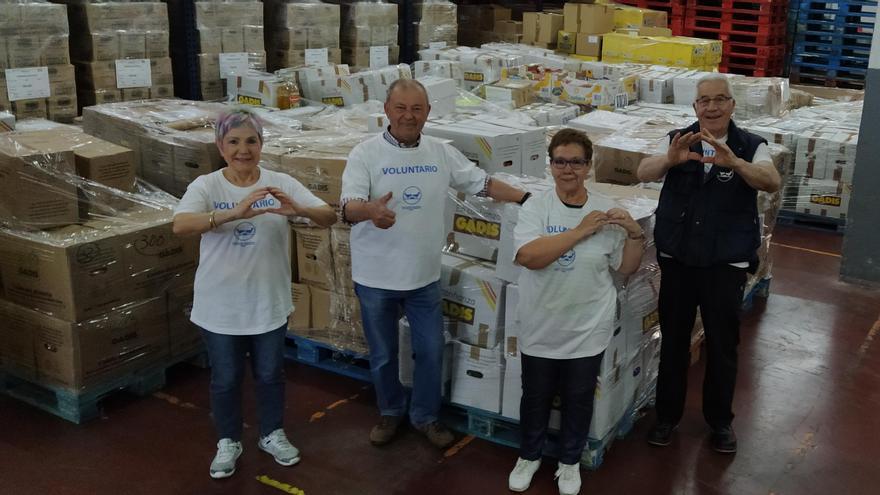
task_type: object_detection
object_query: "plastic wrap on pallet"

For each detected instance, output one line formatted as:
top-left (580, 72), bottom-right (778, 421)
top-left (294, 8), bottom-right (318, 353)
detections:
top-left (58, 0), bottom-right (173, 108)
top-left (418, 46), bottom-right (523, 91)
top-left (412, 0), bottom-right (458, 50)
top-left (325, 0), bottom-right (399, 72)
top-left (0, 1), bottom-right (77, 122)
top-left (193, 0), bottom-right (266, 100)
top-left (592, 120), bottom-right (678, 185)
top-left (264, 0), bottom-right (341, 71)
top-left (0, 132), bottom-right (198, 327)
top-left (440, 252), bottom-right (508, 350)
top-left (601, 33), bottom-right (721, 70)
top-left (730, 77), bottom-right (790, 120)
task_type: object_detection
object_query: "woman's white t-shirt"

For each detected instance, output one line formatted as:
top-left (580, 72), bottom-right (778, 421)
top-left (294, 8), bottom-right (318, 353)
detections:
top-left (175, 167), bottom-right (327, 335)
top-left (341, 134), bottom-right (487, 291)
top-left (514, 188), bottom-right (626, 359)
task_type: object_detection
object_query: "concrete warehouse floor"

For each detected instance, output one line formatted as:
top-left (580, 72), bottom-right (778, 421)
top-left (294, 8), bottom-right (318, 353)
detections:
top-left (1, 224), bottom-right (878, 495)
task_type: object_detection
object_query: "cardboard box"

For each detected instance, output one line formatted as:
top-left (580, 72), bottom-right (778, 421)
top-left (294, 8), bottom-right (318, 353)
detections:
top-left (500, 352), bottom-right (522, 420)
top-left (0, 296), bottom-right (170, 391)
top-left (0, 133), bottom-right (79, 228)
top-left (289, 283), bottom-right (312, 331)
top-left (537, 13), bottom-right (564, 45)
top-left (294, 226), bottom-right (333, 290)
top-left (564, 3), bottom-right (615, 34)
top-left (450, 340), bottom-right (504, 413)
top-left (166, 280), bottom-right (202, 358)
top-left (484, 80), bottom-right (534, 109)
top-left (576, 34), bottom-right (603, 58)
top-left (309, 286), bottom-right (332, 330)
top-left (522, 12), bottom-right (539, 44)
top-left (0, 212), bottom-right (198, 322)
top-left (281, 152), bottom-right (347, 206)
top-left (423, 120), bottom-right (523, 175)
top-left (73, 137), bottom-right (137, 192)
top-left (613, 5), bottom-right (668, 30)
top-left (440, 252), bottom-right (507, 349)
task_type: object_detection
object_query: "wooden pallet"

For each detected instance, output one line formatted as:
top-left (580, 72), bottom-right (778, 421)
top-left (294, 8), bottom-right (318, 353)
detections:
top-left (0, 347), bottom-right (207, 424)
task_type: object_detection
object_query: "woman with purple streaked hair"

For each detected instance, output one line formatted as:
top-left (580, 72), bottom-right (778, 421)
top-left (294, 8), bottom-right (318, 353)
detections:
top-left (173, 107), bottom-right (336, 479)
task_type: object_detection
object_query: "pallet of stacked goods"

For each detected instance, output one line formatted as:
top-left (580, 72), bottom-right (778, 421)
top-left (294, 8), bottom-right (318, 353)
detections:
top-left (613, 0), bottom-right (688, 35)
top-left (683, 0), bottom-right (789, 77)
top-left (56, 0), bottom-right (173, 110)
top-left (789, 0), bottom-right (876, 88)
top-left (192, 0), bottom-right (265, 100)
top-left (322, 0), bottom-right (399, 72)
top-left (457, 3), bottom-right (521, 47)
top-left (264, 0), bottom-right (342, 72)
top-left (0, 123), bottom-right (202, 423)
top-left (411, 1), bottom-right (458, 50)
top-left (0, 1), bottom-right (77, 122)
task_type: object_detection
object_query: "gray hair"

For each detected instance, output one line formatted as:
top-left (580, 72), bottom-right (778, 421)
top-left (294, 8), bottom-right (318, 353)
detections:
top-left (386, 79), bottom-right (429, 105)
top-left (696, 73), bottom-right (734, 99)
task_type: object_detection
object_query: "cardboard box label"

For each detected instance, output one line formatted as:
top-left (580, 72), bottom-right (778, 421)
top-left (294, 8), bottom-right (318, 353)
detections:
top-left (5, 67), bottom-right (51, 101)
top-left (219, 52), bottom-right (249, 79)
top-left (453, 213), bottom-right (501, 241)
top-left (370, 46), bottom-right (389, 69)
top-left (305, 48), bottom-right (329, 66)
top-left (115, 59), bottom-right (152, 89)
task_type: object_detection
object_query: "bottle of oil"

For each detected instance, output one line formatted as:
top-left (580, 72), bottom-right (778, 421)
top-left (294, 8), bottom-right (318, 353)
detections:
top-left (276, 77), bottom-right (301, 110)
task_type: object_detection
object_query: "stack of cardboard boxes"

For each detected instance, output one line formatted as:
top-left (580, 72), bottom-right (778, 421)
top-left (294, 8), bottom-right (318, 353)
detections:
top-left (522, 11), bottom-right (565, 50)
top-left (336, 2), bottom-right (399, 72)
top-left (0, 130), bottom-right (200, 394)
top-left (63, 1), bottom-right (173, 109)
top-left (193, 1), bottom-right (266, 100)
top-left (412, 1), bottom-right (458, 50)
top-left (264, 0), bottom-right (341, 71)
top-left (558, 2), bottom-right (617, 60)
top-left (458, 4), bottom-right (521, 46)
top-left (0, 2), bottom-right (77, 122)
top-left (289, 64), bottom-right (412, 107)
top-left (81, 99), bottom-right (229, 196)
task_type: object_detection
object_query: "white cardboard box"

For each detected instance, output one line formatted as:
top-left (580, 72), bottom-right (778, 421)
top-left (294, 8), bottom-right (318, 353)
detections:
top-left (450, 340), bottom-right (504, 413)
top-left (423, 120), bottom-right (523, 175)
top-left (501, 352), bottom-right (522, 419)
top-left (440, 252), bottom-right (507, 349)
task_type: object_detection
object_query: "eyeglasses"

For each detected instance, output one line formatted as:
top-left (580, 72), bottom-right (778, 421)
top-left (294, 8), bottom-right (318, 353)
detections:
top-left (550, 158), bottom-right (590, 170)
top-left (695, 96), bottom-right (733, 107)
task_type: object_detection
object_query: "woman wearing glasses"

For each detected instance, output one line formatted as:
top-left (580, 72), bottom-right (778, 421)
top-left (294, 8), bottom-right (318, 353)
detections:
top-left (507, 128), bottom-right (645, 495)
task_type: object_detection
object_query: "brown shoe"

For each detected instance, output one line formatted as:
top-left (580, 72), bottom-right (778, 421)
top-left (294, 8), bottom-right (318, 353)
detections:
top-left (370, 415), bottom-right (403, 446)
top-left (415, 421), bottom-right (455, 449)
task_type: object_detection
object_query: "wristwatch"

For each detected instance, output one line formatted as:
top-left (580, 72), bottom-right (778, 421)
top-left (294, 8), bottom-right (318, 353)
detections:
top-left (517, 192), bottom-right (532, 205)
top-left (628, 230), bottom-right (646, 241)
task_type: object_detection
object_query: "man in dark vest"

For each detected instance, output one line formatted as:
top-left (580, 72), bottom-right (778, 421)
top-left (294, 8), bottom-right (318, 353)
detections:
top-left (637, 74), bottom-right (781, 454)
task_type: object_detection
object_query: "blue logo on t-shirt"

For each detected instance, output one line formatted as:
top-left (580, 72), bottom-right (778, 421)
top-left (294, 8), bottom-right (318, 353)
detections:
top-left (402, 186), bottom-right (422, 205)
top-left (234, 222), bottom-right (256, 242)
top-left (557, 249), bottom-right (576, 267)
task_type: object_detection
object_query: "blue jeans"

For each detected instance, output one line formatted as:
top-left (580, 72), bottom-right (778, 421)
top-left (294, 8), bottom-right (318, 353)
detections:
top-left (355, 281), bottom-right (444, 427)
top-left (200, 324), bottom-right (287, 441)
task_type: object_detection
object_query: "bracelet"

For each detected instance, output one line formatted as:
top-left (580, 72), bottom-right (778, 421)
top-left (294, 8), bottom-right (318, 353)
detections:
top-left (628, 230), bottom-right (645, 241)
top-left (208, 210), bottom-right (217, 230)
top-left (517, 191), bottom-right (532, 205)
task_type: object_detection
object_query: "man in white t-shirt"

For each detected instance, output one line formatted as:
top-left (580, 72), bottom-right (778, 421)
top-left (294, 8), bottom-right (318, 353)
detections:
top-left (341, 79), bottom-right (529, 448)
top-left (637, 74), bottom-right (781, 454)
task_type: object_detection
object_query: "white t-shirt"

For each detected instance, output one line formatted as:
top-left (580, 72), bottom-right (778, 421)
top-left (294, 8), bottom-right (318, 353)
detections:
top-left (513, 189), bottom-right (626, 359)
top-left (656, 134), bottom-right (770, 268)
top-left (341, 134), bottom-right (487, 290)
top-left (175, 167), bottom-right (327, 335)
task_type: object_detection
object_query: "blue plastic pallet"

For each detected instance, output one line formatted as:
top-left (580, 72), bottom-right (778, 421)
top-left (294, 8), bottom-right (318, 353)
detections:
top-left (792, 52), bottom-right (870, 68)
top-left (0, 347), bottom-right (207, 424)
top-left (793, 40), bottom-right (872, 58)
top-left (284, 335), bottom-right (372, 382)
top-left (776, 209), bottom-right (846, 233)
top-left (742, 277), bottom-right (772, 311)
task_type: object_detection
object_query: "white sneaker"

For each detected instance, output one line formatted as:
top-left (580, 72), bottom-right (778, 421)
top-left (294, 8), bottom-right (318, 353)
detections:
top-left (555, 462), bottom-right (581, 495)
top-left (258, 429), bottom-right (301, 466)
top-left (209, 438), bottom-right (242, 479)
top-left (508, 457), bottom-right (541, 492)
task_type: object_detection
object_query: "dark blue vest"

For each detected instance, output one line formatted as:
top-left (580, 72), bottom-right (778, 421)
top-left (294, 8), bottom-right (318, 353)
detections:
top-left (654, 120), bottom-right (766, 269)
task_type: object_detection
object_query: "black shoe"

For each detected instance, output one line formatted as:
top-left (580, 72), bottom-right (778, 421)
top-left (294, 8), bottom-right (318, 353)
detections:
top-left (710, 425), bottom-right (737, 454)
top-left (647, 422), bottom-right (677, 447)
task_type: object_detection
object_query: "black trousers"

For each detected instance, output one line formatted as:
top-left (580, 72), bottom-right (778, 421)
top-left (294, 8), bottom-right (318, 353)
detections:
top-left (655, 256), bottom-right (748, 429)
top-left (519, 352), bottom-right (603, 465)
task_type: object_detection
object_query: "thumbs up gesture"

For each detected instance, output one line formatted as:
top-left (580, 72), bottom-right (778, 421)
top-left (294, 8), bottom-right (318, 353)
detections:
top-left (369, 191), bottom-right (397, 229)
